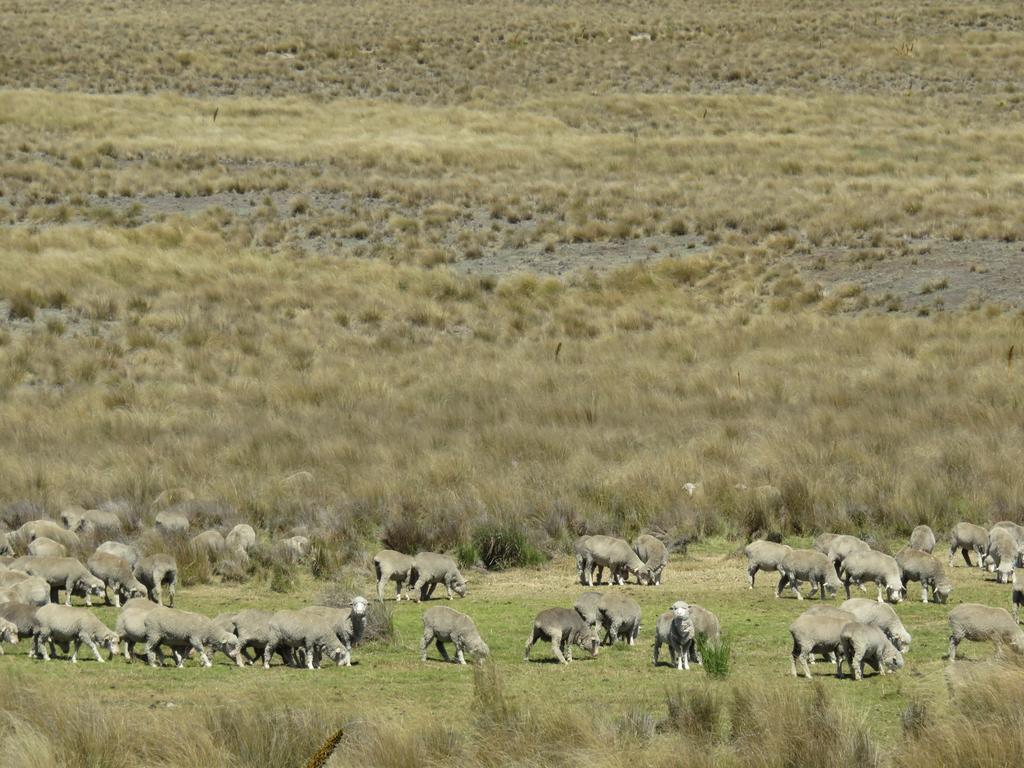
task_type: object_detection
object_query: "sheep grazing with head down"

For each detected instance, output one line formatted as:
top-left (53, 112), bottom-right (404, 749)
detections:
top-left (895, 548), bottom-right (952, 604)
top-left (838, 622), bottom-right (904, 680)
top-left (134, 554), bottom-right (177, 607)
top-left (87, 552), bottom-right (147, 607)
top-left (299, 596), bottom-right (369, 667)
top-left (908, 525), bottom-right (936, 554)
top-left (632, 534), bottom-right (669, 585)
top-left (420, 606), bottom-right (489, 664)
top-left (263, 610), bottom-right (345, 670)
top-left (744, 540), bottom-right (792, 589)
top-left (948, 522), bottom-right (989, 568)
top-left (826, 535), bottom-right (870, 571)
top-left (144, 606), bottom-right (242, 668)
top-left (840, 598), bottom-right (912, 652)
top-left (839, 550), bottom-right (905, 603)
top-left (524, 608), bottom-right (599, 664)
top-left (225, 524), bottom-right (257, 555)
top-left (776, 549), bottom-right (842, 600)
top-left (596, 593), bottom-right (642, 646)
top-left (116, 598), bottom-right (159, 662)
top-left (948, 603), bottom-right (1024, 660)
top-left (21, 557), bottom-right (105, 606)
top-left (577, 536), bottom-right (653, 587)
top-left (986, 526), bottom-right (1018, 584)
top-left (33, 604), bottom-right (120, 663)
top-left (411, 553), bottom-right (467, 602)
top-left (788, 612), bottom-right (848, 678)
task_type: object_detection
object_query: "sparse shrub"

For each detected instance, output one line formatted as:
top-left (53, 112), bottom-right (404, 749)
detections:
top-left (7, 290), bottom-right (39, 320)
top-left (471, 522), bottom-right (546, 571)
top-left (269, 561), bottom-right (296, 593)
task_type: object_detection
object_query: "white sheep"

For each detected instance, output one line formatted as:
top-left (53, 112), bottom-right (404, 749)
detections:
top-left (744, 540), bottom-right (791, 589)
top-left (33, 603), bottom-right (119, 663)
top-left (948, 603), bottom-right (1024, 660)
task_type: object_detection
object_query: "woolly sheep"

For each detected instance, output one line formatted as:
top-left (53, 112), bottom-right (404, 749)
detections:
top-left (16, 520), bottom-right (81, 551)
top-left (0, 569), bottom-right (29, 589)
top-left (278, 536), bottom-right (310, 562)
top-left (948, 522), bottom-right (989, 568)
top-left (573, 591), bottom-right (603, 628)
top-left (33, 603), bottom-right (120, 662)
top-left (840, 550), bottom-right (905, 603)
top-left (134, 554), bottom-right (177, 606)
top-left (826, 535), bottom-right (870, 569)
top-left (652, 602), bottom-right (693, 669)
top-left (190, 530), bottom-right (226, 558)
top-left (948, 603), bottom-right (1024, 660)
top-left (812, 533), bottom-right (839, 554)
top-left (22, 556), bottom-right (105, 606)
top-left (221, 608), bottom-right (274, 664)
top-left (632, 534), bottom-right (668, 585)
top-left (96, 541), bottom-right (140, 571)
top-left (895, 548), bottom-right (952, 604)
top-left (144, 606), bottom-right (242, 668)
top-left (524, 607), bottom-right (599, 664)
top-left (577, 535), bottom-right (652, 586)
top-left (87, 552), bottom-right (148, 607)
top-left (680, 603), bottom-right (721, 666)
top-left (411, 552), bottom-right (467, 602)
top-left (225, 524), bottom-right (256, 554)
top-left (788, 612), bottom-right (847, 678)
top-left (908, 525), bottom-right (936, 554)
top-left (63, 508), bottom-right (122, 535)
top-left (0, 616), bottom-right (17, 654)
top-left (777, 549), bottom-right (842, 600)
top-left (993, 521), bottom-right (1024, 548)
top-left (838, 622), bottom-right (903, 680)
top-left (28, 537), bottom-right (66, 558)
top-left (420, 606), bottom-right (489, 664)
top-left (596, 593), bottom-right (641, 646)
top-left (2, 575), bottom-right (50, 607)
top-left (573, 536), bottom-right (594, 585)
top-left (987, 527), bottom-right (1018, 583)
top-left (155, 511), bottom-right (190, 535)
top-left (115, 598), bottom-right (159, 662)
top-left (373, 549), bottom-right (416, 601)
top-left (263, 610), bottom-right (345, 669)
top-left (0, 602), bottom-right (40, 653)
top-left (840, 598), bottom-right (912, 651)
top-left (744, 540), bottom-right (792, 589)
top-left (300, 597), bottom-right (368, 667)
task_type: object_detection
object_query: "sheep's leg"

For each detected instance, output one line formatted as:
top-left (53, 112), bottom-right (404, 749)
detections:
top-left (595, 565), bottom-right (605, 586)
top-left (376, 571), bottom-right (387, 602)
top-left (606, 621), bottom-right (620, 646)
top-left (551, 638), bottom-right (568, 664)
top-left (842, 576), bottom-right (852, 600)
top-left (167, 581), bottom-right (175, 608)
top-left (426, 582), bottom-right (438, 599)
top-left (65, 578), bottom-right (75, 607)
top-left (921, 585), bottom-right (929, 604)
top-left (304, 641), bottom-right (317, 670)
top-left (445, 582), bottom-right (454, 600)
top-left (85, 636), bottom-right (104, 663)
top-left (113, 588), bottom-right (121, 609)
top-left (123, 640), bottom-right (132, 662)
top-left (435, 639), bottom-right (450, 662)
top-left (835, 650), bottom-right (845, 678)
top-left (394, 578), bottom-right (404, 602)
top-left (456, 642), bottom-right (466, 665)
top-left (145, 638), bottom-right (160, 667)
top-left (653, 638), bottom-right (661, 667)
top-left (263, 642), bottom-right (275, 669)
top-left (629, 624), bottom-right (638, 646)
top-left (747, 564), bottom-right (757, 588)
top-left (948, 635), bottom-right (959, 661)
top-left (420, 627), bottom-right (434, 662)
top-left (799, 651), bottom-right (811, 679)
top-left (153, 583), bottom-right (163, 607)
top-left (523, 629), bottom-right (539, 661)
top-left (876, 585), bottom-right (884, 604)
top-left (775, 572), bottom-right (788, 598)
top-left (791, 578), bottom-right (804, 600)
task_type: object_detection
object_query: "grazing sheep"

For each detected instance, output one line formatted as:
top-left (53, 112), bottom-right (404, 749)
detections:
top-left (134, 554), bottom-right (177, 606)
top-left (1014, 573), bottom-right (1024, 624)
top-left (744, 540), bottom-right (792, 589)
top-left (948, 603), bottom-right (1024, 660)
top-left (263, 610), bottom-right (345, 669)
top-left (909, 525), bottom-right (936, 554)
top-left (826, 535), bottom-right (870, 570)
top-left (993, 521), bottom-right (1024, 548)
top-left (632, 534), bottom-right (669, 585)
top-left (596, 593), bottom-right (642, 646)
top-left (573, 591), bottom-right (603, 628)
top-left (573, 536), bottom-right (594, 585)
top-left (987, 527), bottom-right (1018, 583)
top-left (420, 606), bottom-right (490, 664)
top-left (87, 552), bottom-right (148, 607)
top-left (680, 603), bottom-right (721, 666)
top-left (60, 507), bottom-right (86, 531)
top-left (895, 548), bottom-right (953, 604)
top-left (777, 549), bottom-right (842, 600)
top-left (96, 541), bottom-right (140, 571)
top-left (653, 602), bottom-right (691, 669)
top-left (225, 524), bottom-right (256, 554)
top-left (839, 550), bottom-right (905, 603)
top-left (840, 598), bottom-right (912, 651)
top-left (63, 508), bottom-right (122, 535)
top-left (373, 549), bottom-right (416, 601)
top-left (33, 604), bottom-right (120, 663)
top-left (22, 556), bottom-right (105, 606)
top-left (411, 552), bottom-right (467, 602)
top-left (190, 529), bottom-right (225, 558)
top-left (2, 576), bottom-right (50, 607)
top-left (0, 569), bottom-right (29, 588)
top-left (812, 533), bottom-right (839, 554)
top-left (222, 609), bottom-right (274, 664)
top-left (115, 598), bottom-right (159, 662)
top-left (278, 536), bottom-right (311, 562)
top-left (949, 522), bottom-right (989, 568)
top-left (788, 612), bottom-right (848, 678)
top-left (0, 602), bottom-right (40, 652)
top-left (578, 535), bottom-right (653, 586)
top-left (28, 537), bottom-right (66, 558)
top-left (144, 606), bottom-right (242, 668)
top-left (300, 597), bottom-right (369, 667)
top-left (154, 511), bottom-right (190, 535)
top-left (801, 607), bottom-right (855, 664)
top-left (839, 622), bottom-right (904, 680)
top-left (524, 607), bottom-right (600, 664)
top-left (0, 616), bottom-right (18, 654)
top-left (16, 520), bottom-right (81, 551)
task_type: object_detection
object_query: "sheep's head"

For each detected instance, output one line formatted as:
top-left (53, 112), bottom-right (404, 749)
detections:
top-left (892, 627), bottom-right (912, 653)
top-left (322, 637), bottom-right (345, 666)
top-left (349, 596), bottom-right (368, 617)
top-left (0, 624), bottom-right (18, 646)
top-left (214, 630), bottom-right (242, 665)
top-left (670, 601), bottom-right (691, 623)
top-left (636, 565), bottom-right (655, 585)
top-left (123, 582), bottom-right (147, 601)
top-left (466, 634), bottom-right (490, 661)
top-left (102, 631), bottom-right (120, 658)
top-left (883, 645), bottom-right (904, 672)
top-left (451, 578), bottom-right (467, 598)
top-left (576, 626), bottom-right (600, 658)
top-left (933, 581), bottom-right (953, 604)
top-left (886, 583), bottom-right (905, 603)
top-left (1011, 631), bottom-right (1024, 654)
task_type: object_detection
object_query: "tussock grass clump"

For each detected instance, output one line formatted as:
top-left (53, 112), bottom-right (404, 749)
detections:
top-left (470, 522), bottom-right (547, 571)
top-left (697, 635), bottom-right (731, 679)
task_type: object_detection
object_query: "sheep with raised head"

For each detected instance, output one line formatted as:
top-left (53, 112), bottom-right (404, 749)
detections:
top-left (115, 598), bottom-right (159, 662)
top-left (744, 540), bottom-right (792, 589)
top-left (420, 606), bottom-right (489, 664)
top-left (653, 601), bottom-right (691, 670)
top-left (87, 552), bottom-right (148, 607)
top-left (895, 548), bottom-right (952, 604)
top-left (524, 607), bottom-right (599, 664)
top-left (300, 597), bottom-right (368, 667)
top-left (776, 549), bottom-right (842, 600)
top-left (134, 554), bottom-right (177, 606)
top-left (838, 622), bottom-right (904, 680)
top-left (578, 535), bottom-right (652, 586)
top-left (263, 610), bottom-right (345, 669)
top-left (948, 522), bottom-right (989, 568)
top-left (948, 603), bottom-right (1024, 660)
top-left (144, 606), bottom-right (242, 668)
top-left (839, 550), bottom-right (905, 603)
top-left (987, 526), bottom-right (1018, 583)
top-left (33, 604), bottom-right (119, 662)
top-left (632, 534), bottom-right (668, 585)
top-left (909, 525), bottom-right (936, 553)
top-left (22, 557), bottom-right (105, 606)
top-left (373, 550), bottom-right (416, 601)
top-left (411, 552), bottom-right (467, 602)
top-left (840, 598), bottom-right (912, 651)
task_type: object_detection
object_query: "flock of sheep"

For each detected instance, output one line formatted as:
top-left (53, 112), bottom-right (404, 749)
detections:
top-left (2, 507), bottom-right (1024, 678)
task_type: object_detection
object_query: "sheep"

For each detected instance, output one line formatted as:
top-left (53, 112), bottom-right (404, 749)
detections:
top-left (1014, 572), bottom-right (1024, 624)
top-left (134, 554), bottom-right (177, 606)
top-left (895, 548), bottom-right (953, 604)
top-left (278, 536), bottom-right (310, 562)
top-left (788, 612), bottom-right (848, 678)
top-left (909, 525), bottom-right (936, 554)
top-left (300, 597), bottom-right (369, 667)
top-left (776, 549), bottom-right (842, 600)
top-left (948, 522), bottom-right (989, 568)
top-left (573, 591), bottom-right (603, 628)
top-left (653, 602), bottom-right (692, 669)
top-left (225, 524), bottom-right (256, 554)
top-left (838, 622), bottom-right (904, 680)
top-left (840, 598), bottom-right (912, 651)
top-left (826, 535), bottom-right (870, 570)
top-left (411, 552), bottom-right (467, 602)
top-left (1, 576), bottom-right (50, 607)
top-left (632, 534), bottom-right (669, 585)
top-left (596, 593), bottom-right (641, 646)
top-left (221, 609), bottom-right (274, 664)
top-left (33, 603), bottom-right (120, 663)
top-left (987, 526), bottom-right (1018, 583)
top-left (573, 536), bottom-right (594, 585)
top-left (144, 606), bottom-right (242, 668)
top-left (812, 533), bottom-right (839, 554)
top-left (62, 508), bottom-right (122, 535)
top-left (28, 537), bottom-right (66, 558)
top-left (22, 556), bottom-right (105, 606)
top-left (16, 519), bottom-right (81, 551)
top-left (524, 607), bottom-right (600, 664)
top-left (0, 602), bottom-right (40, 653)
top-left (155, 510), bottom-right (190, 535)
top-left (800, 606), bottom-right (856, 664)
top-left (115, 598), bottom-right (159, 662)
top-left (190, 529), bottom-right (225, 558)
top-left (0, 569), bottom-right (29, 588)
top-left (744, 540), bottom-right (792, 589)
top-left (948, 603), bottom-right (1024, 660)
top-left (96, 541), bottom-right (140, 571)
top-left (420, 606), bottom-right (489, 664)
top-left (839, 550), bottom-right (905, 603)
top-left (993, 520), bottom-right (1024, 548)
top-left (263, 610), bottom-right (346, 669)
top-left (59, 506), bottom-right (86, 531)
top-left (373, 549), bottom-right (416, 601)
top-left (680, 603), bottom-right (721, 666)
top-left (87, 552), bottom-right (148, 607)
top-left (0, 616), bottom-right (18, 654)
top-left (578, 535), bottom-right (653, 586)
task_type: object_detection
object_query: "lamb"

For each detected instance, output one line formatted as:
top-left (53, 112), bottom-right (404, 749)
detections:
top-left (0, 616), bottom-right (17, 654)
top-left (263, 609), bottom-right (345, 669)
top-left (115, 598), bottom-right (159, 662)
top-left (812, 533), bottom-right (839, 554)
top-left (411, 552), bottom-right (467, 602)
top-left (96, 541), bottom-right (140, 570)
top-left (22, 556), bottom-right (105, 606)
top-left (838, 622), bottom-right (904, 680)
top-left (744, 540), bottom-right (792, 589)
top-left (840, 598), bottom-right (912, 651)
top-left (33, 604), bottom-right (119, 662)
top-left (87, 552), bottom-right (148, 607)
top-left (134, 554), bottom-right (177, 606)
top-left (1013, 573), bottom-right (1024, 624)
top-left (908, 525), bottom-right (936, 553)
top-left (144, 606), bottom-right (242, 668)
top-left (155, 510), bottom-right (190, 535)
top-left (948, 522), bottom-right (989, 568)
top-left (776, 549), bottom-right (842, 600)
top-left (596, 593), bottom-right (642, 646)
top-left (577, 535), bottom-right (653, 586)
top-left (573, 536), bottom-right (594, 585)
top-left (948, 603), bottom-right (1024, 660)
top-left (632, 534), bottom-right (669, 585)
top-left (28, 537), bottom-right (66, 558)
top-left (895, 548), bottom-right (953, 604)
top-left (300, 597), bottom-right (369, 667)
top-left (987, 526), bottom-right (1018, 583)
top-left (420, 606), bottom-right (490, 664)
top-left (788, 612), bottom-right (848, 678)
top-left (653, 602), bottom-right (691, 669)
top-left (839, 550), bottom-right (905, 603)
top-left (573, 591), bottom-right (603, 628)
top-left (221, 609), bottom-right (274, 664)
top-left (225, 524), bottom-right (257, 554)
top-left (826, 535), bottom-right (870, 570)
top-left (373, 549), bottom-right (416, 601)
top-left (524, 607), bottom-right (600, 664)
